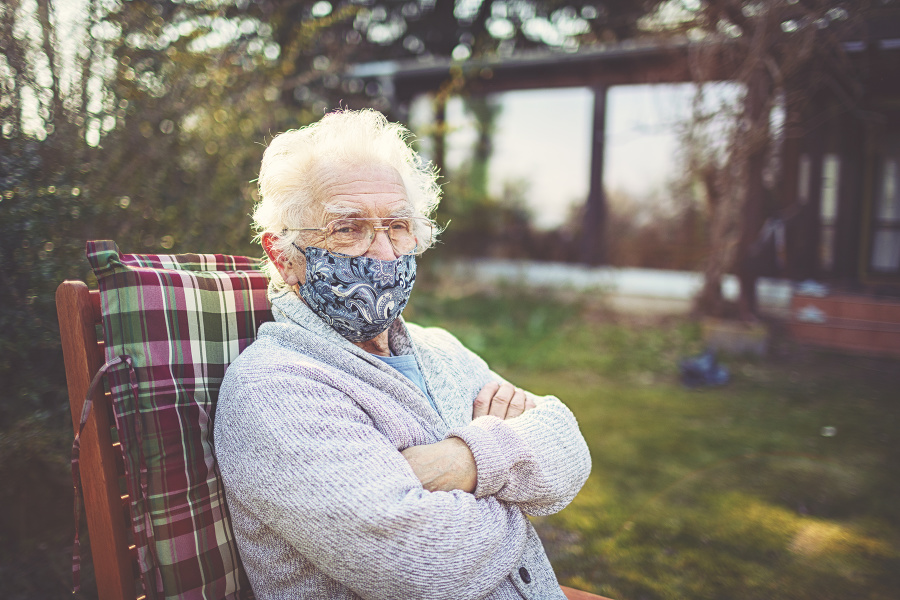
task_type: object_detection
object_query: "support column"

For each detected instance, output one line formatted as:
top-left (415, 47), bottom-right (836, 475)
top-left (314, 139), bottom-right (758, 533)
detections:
top-left (581, 84), bottom-right (608, 265)
top-left (432, 96), bottom-right (447, 182)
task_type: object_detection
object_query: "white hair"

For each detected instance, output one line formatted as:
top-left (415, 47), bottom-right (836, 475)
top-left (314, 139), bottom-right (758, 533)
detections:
top-left (253, 108), bottom-right (442, 287)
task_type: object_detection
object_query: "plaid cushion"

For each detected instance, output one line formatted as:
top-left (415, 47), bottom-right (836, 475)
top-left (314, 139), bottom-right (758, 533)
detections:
top-left (86, 240), bottom-right (271, 600)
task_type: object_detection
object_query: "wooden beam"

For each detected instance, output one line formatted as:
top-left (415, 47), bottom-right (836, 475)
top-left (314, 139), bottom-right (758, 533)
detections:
top-left (388, 42), bottom-right (737, 104)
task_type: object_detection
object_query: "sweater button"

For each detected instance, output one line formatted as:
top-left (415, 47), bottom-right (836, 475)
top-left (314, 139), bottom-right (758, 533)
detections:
top-left (518, 567), bottom-right (531, 584)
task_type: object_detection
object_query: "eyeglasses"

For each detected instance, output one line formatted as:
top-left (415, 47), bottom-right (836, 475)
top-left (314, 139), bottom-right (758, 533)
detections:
top-left (286, 217), bottom-right (432, 257)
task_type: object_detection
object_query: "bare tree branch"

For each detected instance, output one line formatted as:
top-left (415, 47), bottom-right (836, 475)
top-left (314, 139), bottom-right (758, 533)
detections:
top-left (36, 0), bottom-right (61, 126)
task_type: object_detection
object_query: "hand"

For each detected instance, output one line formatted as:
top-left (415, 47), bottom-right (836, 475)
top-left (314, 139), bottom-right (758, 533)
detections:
top-left (401, 437), bottom-right (477, 493)
top-left (472, 381), bottom-right (536, 420)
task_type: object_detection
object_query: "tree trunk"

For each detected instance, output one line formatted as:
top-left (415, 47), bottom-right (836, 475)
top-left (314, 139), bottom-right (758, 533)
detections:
top-left (735, 66), bottom-right (772, 320)
top-left (695, 163), bottom-right (739, 317)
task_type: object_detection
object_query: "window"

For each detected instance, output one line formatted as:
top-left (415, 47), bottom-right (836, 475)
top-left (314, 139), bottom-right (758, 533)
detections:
top-left (819, 154), bottom-right (840, 271)
top-left (871, 152), bottom-right (900, 272)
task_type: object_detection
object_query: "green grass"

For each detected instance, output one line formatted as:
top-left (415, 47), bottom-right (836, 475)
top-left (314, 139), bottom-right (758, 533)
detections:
top-left (405, 287), bottom-right (900, 600)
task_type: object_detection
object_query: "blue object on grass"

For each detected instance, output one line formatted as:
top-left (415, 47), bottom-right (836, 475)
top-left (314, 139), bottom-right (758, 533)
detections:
top-left (679, 350), bottom-right (730, 387)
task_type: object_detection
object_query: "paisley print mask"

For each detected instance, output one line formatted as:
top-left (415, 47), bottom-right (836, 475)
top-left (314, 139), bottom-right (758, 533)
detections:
top-left (297, 246), bottom-right (416, 343)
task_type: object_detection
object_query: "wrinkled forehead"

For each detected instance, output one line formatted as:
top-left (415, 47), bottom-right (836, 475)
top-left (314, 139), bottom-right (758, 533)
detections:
top-left (311, 161), bottom-right (412, 220)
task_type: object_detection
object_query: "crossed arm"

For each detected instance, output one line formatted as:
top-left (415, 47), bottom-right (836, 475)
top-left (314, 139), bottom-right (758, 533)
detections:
top-left (401, 381), bottom-right (537, 494)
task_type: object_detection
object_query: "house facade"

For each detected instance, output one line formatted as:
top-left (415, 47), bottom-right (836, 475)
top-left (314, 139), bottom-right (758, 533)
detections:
top-left (784, 21), bottom-right (900, 356)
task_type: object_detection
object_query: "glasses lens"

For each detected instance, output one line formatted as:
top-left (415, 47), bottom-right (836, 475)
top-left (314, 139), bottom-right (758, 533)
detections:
top-left (326, 219), bottom-right (372, 256)
top-left (324, 218), bottom-right (431, 256)
top-left (389, 218), bottom-right (418, 255)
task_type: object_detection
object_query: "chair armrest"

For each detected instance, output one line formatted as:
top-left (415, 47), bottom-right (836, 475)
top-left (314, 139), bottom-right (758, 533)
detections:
top-left (562, 585), bottom-right (614, 600)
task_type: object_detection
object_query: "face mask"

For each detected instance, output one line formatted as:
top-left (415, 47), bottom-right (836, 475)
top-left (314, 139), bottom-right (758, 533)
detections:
top-left (297, 246), bottom-right (416, 343)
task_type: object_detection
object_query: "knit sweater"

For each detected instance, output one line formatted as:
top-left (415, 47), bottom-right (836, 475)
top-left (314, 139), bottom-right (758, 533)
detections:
top-left (214, 288), bottom-right (592, 600)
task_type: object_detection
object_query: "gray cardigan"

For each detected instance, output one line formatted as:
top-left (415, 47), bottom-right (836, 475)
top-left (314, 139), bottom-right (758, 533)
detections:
top-left (214, 288), bottom-right (592, 599)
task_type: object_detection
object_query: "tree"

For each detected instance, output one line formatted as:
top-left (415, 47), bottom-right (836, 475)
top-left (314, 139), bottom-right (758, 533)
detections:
top-left (658, 0), bottom-right (869, 318)
top-left (0, 0), bottom-right (355, 415)
top-left (340, 0), bottom-right (667, 61)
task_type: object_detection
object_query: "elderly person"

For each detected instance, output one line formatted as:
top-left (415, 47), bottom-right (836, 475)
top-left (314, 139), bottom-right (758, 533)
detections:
top-left (214, 108), bottom-right (591, 600)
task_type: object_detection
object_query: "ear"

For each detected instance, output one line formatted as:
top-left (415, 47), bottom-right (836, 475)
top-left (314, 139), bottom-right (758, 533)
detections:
top-left (262, 232), bottom-right (303, 286)
top-left (261, 232), bottom-right (281, 264)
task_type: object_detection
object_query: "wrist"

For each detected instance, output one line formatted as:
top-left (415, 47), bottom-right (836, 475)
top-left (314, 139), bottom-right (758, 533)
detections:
top-left (442, 437), bottom-right (477, 493)
top-left (447, 419), bottom-right (511, 498)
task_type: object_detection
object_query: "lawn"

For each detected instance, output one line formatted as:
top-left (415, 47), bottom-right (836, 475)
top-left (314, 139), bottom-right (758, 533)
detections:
top-left (404, 285), bottom-right (900, 600)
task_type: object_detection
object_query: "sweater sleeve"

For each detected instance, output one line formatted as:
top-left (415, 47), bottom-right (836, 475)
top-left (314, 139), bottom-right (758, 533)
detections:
top-left (410, 325), bottom-right (592, 516)
top-left (447, 389), bottom-right (592, 516)
top-left (215, 364), bottom-right (530, 600)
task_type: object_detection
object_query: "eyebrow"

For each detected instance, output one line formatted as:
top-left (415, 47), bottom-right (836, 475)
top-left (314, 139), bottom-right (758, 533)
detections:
top-left (323, 203), bottom-right (415, 221)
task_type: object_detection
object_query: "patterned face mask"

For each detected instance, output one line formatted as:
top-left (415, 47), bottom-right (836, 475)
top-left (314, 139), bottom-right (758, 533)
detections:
top-left (297, 245), bottom-right (417, 343)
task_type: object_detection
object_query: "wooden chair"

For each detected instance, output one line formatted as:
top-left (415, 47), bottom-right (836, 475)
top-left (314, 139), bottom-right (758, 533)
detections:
top-left (58, 278), bottom-right (610, 600)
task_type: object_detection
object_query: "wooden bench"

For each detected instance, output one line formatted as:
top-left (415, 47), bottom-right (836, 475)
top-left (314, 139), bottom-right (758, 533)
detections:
top-left (58, 279), bottom-right (609, 600)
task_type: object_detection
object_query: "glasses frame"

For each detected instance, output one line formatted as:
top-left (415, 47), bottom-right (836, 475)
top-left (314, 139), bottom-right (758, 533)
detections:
top-left (284, 216), bottom-right (433, 257)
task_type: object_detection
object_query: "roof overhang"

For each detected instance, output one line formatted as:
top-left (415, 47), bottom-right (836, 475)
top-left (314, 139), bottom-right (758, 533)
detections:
top-left (348, 38), bottom-right (737, 102)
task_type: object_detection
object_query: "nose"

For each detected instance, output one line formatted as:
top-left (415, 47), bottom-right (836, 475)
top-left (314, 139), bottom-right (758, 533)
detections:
top-left (364, 227), bottom-right (397, 260)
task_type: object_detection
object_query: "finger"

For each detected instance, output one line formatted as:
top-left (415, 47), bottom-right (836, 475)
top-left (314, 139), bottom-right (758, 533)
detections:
top-left (473, 381), bottom-right (500, 419)
top-left (523, 394), bottom-right (537, 412)
top-left (506, 387), bottom-right (527, 418)
top-left (488, 382), bottom-right (516, 419)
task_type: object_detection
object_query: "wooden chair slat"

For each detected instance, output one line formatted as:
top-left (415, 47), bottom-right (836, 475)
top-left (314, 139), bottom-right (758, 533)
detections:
top-left (57, 280), bottom-right (136, 600)
top-left (90, 289), bottom-right (102, 322)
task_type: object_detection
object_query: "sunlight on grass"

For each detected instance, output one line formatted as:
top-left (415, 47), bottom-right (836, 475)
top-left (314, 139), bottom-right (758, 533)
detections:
top-left (790, 521), bottom-right (873, 557)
